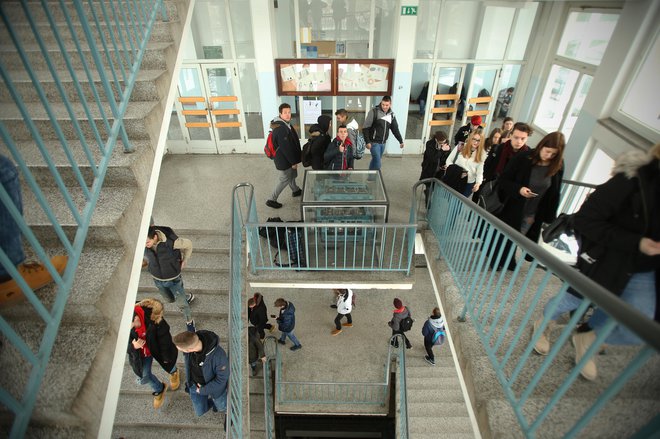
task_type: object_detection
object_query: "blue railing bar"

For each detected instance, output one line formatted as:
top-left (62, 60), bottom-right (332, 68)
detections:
top-left (0, 388), bottom-right (22, 417)
top-left (22, 2), bottom-right (94, 195)
top-left (0, 315), bottom-right (40, 366)
top-left (39, 0), bottom-right (104, 167)
top-left (509, 281), bottom-right (571, 386)
top-left (97, 0), bottom-right (128, 84)
top-left (629, 413), bottom-right (660, 439)
top-left (518, 297), bottom-right (591, 407)
top-left (109, 0), bottom-right (132, 73)
top-left (482, 243), bottom-right (519, 336)
top-left (129, 0), bottom-right (146, 41)
top-left (0, 128), bottom-right (76, 256)
top-left (0, 38), bottom-right (85, 224)
top-left (0, 246), bottom-right (55, 323)
top-left (473, 221), bottom-right (498, 319)
top-left (565, 346), bottom-right (654, 439)
top-left (500, 268), bottom-right (552, 369)
top-left (85, 0), bottom-right (122, 102)
top-left (135, 0), bottom-right (149, 37)
top-left (118, 0), bottom-right (137, 58)
top-left (528, 319), bottom-right (617, 435)
top-left (160, 0), bottom-right (169, 21)
top-left (464, 218), bottom-right (488, 308)
top-left (121, 0), bottom-right (139, 58)
top-left (388, 227), bottom-right (397, 269)
top-left (457, 212), bottom-right (476, 286)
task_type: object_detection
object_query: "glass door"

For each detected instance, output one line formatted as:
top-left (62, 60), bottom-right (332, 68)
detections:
top-left (463, 65), bottom-right (500, 132)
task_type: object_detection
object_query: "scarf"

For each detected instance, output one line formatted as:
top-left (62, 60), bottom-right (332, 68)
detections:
top-left (495, 141), bottom-right (529, 175)
top-left (133, 305), bottom-right (151, 358)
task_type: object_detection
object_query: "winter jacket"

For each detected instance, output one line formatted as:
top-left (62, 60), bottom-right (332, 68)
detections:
top-left (324, 137), bottom-right (354, 170)
top-left (248, 296), bottom-right (270, 339)
top-left (271, 118), bottom-right (302, 171)
top-left (307, 125), bottom-right (331, 170)
top-left (182, 330), bottom-right (229, 398)
top-left (336, 289), bottom-right (353, 315)
top-left (362, 105), bottom-right (403, 145)
top-left (345, 118), bottom-right (360, 148)
top-left (496, 150), bottom-right (563, 243)
top-left (276, 301), bottom-right (296, 333)
top-left (573, 153), bottom-right (660, 298)
top-left (127, 301), bottom-right (178, 377)
top-left (420, 138), bottom-right (452, 180)
top-left (388, 306), bottom-right (411, 332)
top-left (144, 228), bottom-right (193, 281)
top-left (454, 123), bottom-right (473, 147)
top-left (483, 140), bottom-right (530, 182)
top-left (422, 316), bottom-right (446, 345)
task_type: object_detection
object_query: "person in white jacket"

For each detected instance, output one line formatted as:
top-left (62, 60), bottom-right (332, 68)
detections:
top-left (331, 288), bottom-right (353, 335)
top-left (444, 128), bottom-right (486, 197)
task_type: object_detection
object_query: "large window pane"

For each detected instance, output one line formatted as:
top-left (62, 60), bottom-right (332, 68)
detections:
top-left (437, 2), bottom-right (479, 59)
top-left (238, 63), bottom-right (264, 139)
top-left (373, 0), bottom-right (397, 57)
top-left (494, 64), bottom-right (521, 120)
top-left (275, 0), bottom-right (295, 57)
top-left (414, 0), bottom-right (442, 59)
top-left (562, 75), bottom-right (592, 140)
top-left (534, 65), bottom-right (579, 133)
top-left (229, 0), bottom-right (255, 59)
top-left (557, 11), bottom-right (619, 65)
top-left (191, 1), bottom-right (231, 59)
top-left (508, 3), bottom-right (538, 60)
top-left (476, 6), bottom-right (515, 60)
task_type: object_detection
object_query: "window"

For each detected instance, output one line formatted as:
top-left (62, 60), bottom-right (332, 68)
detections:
top-left (556, 11), bottom-right (619, 65)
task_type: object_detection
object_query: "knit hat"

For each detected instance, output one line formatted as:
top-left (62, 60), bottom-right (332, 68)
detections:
top-left (393, 298), bottom-right (403, 309)
top-left (471, 115), bottom-right (482, 126)
top-left (317, 114), bottom-right (332, 133)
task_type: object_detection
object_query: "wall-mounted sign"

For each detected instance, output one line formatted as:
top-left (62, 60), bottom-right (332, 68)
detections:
top-left (401, 6), bottom-right (418, 16)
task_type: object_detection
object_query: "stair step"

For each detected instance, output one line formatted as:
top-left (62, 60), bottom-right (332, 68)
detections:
top-left (1, 1), bottom-right (181, 23)
top-left (136, 289), bottom-right (229, 318)
top-left (113, 425), bottom-right (225, 439)
top-left (407, 388), bottom-right (465, 403)
top-left (183, 251), bottom-right (230, 271)
top-left (406, 433), bottom-right (475, 439)
top-left (0, 100), bottom-right (159, 141)
top-left (406, 365), bottom-right (457, 378)
top-left (21, 185), bottom-right (137, 246)
top-left (171, 229), bottom-right (229, 250)
top-left (405, 401), bottom-right (471, 418)
top-left (406, 376), bottom-right (463, 390)
top-left (409, 415), bottom-right (474, 433)
top-left (0, 69), bottom-right (168, 104)
top-left (139, 270), bottom-right (230, 292)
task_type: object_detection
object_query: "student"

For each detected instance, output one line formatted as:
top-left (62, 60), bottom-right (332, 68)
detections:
top-left (335, 108), bottom-right (360, 149)
top-left (308, 114), bottom-right (332, 170)
top-left (273, 298), bottom-right (302, 351)
top-left (501, 117), bottom-right (514, 133)
top-left (331, 288), bottom-right (353, 335)
top-left (248, 326), bottom-right (266, 377)
top-left (483, 122), bottom-right (533, 182)
top-left (362, 96), bottom-right (404, 171)
top-left (173, 329), bottom-right (230, 416)
top-left (266, 103), bottom-right (302, 209)
top-left (454, 115), bottom-right (482, 147)
top-left (248, 292), bottom-right (274, 340)
top-left (324, 125), bottom-right (354, 170)
top-left (444, 128), bottom-right (486, 197)
top-left (421, 307), bottom-right (446, 366)
top-left (419, 130), bottom-right (452, 206)
top-left (388, 298), bottom-right (412, 349)
top-left (143, 225), bottom-right (195, 332)
top-left (128, 298), bottom-right (180, 409)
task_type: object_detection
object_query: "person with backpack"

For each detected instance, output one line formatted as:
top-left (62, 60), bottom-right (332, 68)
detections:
top-left (305, 114), bottom-right (332, 170)
top-left (443, 128), bottom-right (486, 197)
top-left (331, 288), bottom-right (353, 335)
top-left (362, 96), bottom-right (404, 171)
top-left (421, 307), bottom-right (446, 366)
top-left (388, 298), bottom-right (413, 349)
top-left (144, 225), bottom-right (195, 332)
top-left (266, 103), bottom-right (302, 209)
top-left (324, 125), bottom-right (354, 171)
top-left (335, 108), bottom-right (365, 160)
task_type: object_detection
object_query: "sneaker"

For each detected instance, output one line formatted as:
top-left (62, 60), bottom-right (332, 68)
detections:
top-left (424, 355), bottom-right (435, 366)
top-left (290, 344), bottom-right (302, 351)
top-left (292, 189), bottom-right (302, 197)
top-left (532, 318), bottom-right (551, 356)
top-left (266, 199), bottom-right (282, 209)
top-left (267, 325), bottom-right (275, 333)
top-left (0, 255), bottom-right (68, 306)
top-left (331, 329), bottom-right (342, 336)
top-left (277, 339), bottom-right (286, 345)
top-left (186, 319), bottom-right (196, 333)
top-left (342, 323), bottom-right (353, 327)
top-left (153, 382), bottom-right (168, 409)
top-left (186, 293), bottom-right (195, 304)
top-left (406, 344), bottom-right (412, 349)
top-left (330, 304), bottom-right (337, 309)
top-left (169, 369), bottom-right (180, 391)
top-left (572, 331), bottom-right (597, 381)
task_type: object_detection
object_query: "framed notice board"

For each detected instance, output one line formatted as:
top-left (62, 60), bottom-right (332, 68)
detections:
top-left (275, 59), bottom-right (394, 96)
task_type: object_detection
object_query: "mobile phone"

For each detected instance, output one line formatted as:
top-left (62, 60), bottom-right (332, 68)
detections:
top-left (529, 192), bottom-right (538, 197)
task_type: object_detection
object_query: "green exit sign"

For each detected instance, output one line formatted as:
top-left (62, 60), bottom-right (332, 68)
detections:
top-left (401, 6), bottom-right (418, 16)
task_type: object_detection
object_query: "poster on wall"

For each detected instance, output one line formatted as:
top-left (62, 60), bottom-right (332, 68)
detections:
top-left (303, 100), bottom-right (322, 124)
top-left (337, 60), bottom-right (393, 95)
top-left (277, 60), bottom-right (333, 96)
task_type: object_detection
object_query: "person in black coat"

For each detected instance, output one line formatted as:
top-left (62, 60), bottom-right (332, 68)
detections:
top-left (324, 125), bottom-right (354, 170)
top-left (308, 114), bottom-right (332, 170)
top-left (492, 131), bottom-right (565, 269)
top-left (266, 103), bottom-right (302, 209)
top-left (248, 292), bottom-right (273, 339)
top-left (419, 130), bottom-right (452, 206)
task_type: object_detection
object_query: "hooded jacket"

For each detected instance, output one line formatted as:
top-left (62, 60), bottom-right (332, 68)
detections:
top-left (363, 105), bottom-right (403, 145)
top-left (345, 118), bottom-right (360, 148)
top-left (336, 289), bottom-right (353, 315)
top-left (308, 119), bottom-right (331, 170)
top-left (127, 300), bottom-right (178, 377)
top-left (573, 151), bottom-right (660, 297)
top-left (271, 118), bottom-right (302, 171)
top-left (248, 294), bottom-right (270, 338)
top-left (420, 138), bottom-right (452, 180)
top-left (388, 306), bottom-right (411, 331)
top-left (422, 315), bottom-right (446, 344)
top-left (324, 136), bottom-right (354, 170)
top-left (276, 301), bottom-right (296, 333)
top-left (182, 330), bottom-right (229, 398)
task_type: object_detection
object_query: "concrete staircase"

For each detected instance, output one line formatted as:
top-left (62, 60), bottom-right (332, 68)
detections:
top-left (421, 229), bottom-right (660, 438)
top-left (112, 229), bottom-right (230, 438)
top-left (0, 1), bottom-right (190, 436)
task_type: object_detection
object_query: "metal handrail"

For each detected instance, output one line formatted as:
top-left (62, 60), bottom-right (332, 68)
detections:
top-left (424, 178), bottom-right (660, 438)
top-left (0, 1), bottom-right (165, 437)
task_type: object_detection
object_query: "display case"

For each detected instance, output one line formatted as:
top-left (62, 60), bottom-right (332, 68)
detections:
top-left (300, 170), bottom-right (389, 225)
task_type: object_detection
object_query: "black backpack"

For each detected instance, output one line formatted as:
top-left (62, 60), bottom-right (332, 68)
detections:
top-left (400, 310), bottom-right (414, 332)
top-left (301, 139), bottom-right (313, 167)
top-left (258, 217), bottom-right (288, 250)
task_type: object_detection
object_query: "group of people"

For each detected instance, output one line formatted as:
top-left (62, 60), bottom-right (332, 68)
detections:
top-left (266, 96), bottom-right (404, 209)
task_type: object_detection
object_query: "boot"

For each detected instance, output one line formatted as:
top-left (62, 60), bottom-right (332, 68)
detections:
top-left (169, 369), bottom-right (180, 391)
top-left (153, 382), bottom-right (168, 409)
top-left (0, 256), bottom-right (68, 306)
top-left (572, 330), bottom-right (597, 381)
top-left (532, 318), bottom-right (552, 355)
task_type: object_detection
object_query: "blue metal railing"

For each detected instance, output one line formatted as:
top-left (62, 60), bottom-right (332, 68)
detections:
top-left (0, 1), bottom-right (165, 437)
top-left (422, 179), bottom-right (660, 438)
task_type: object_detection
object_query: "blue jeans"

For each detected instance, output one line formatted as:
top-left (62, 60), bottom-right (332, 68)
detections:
top-left (189, 386), bottom-right (228, 416)
top-left (279, 330), bottom-right (301, 347)
top-left (0, 154), bottom-right (25, 278)
top-left (153, 276), bottom-right (192, 323)
top-left (462, 182), bottom-right (475, 198)
top-left (368, 143), bottom-right (385, 171)
top-left (139, 356), bottom-right (165, 394)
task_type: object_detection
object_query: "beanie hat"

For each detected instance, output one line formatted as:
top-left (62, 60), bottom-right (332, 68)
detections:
top-left (317, 114), bottom-right (332, 133)
top-left (393, 298), bottom-right (403, 309)
top-left (471, 115), bottom-right (482, 126)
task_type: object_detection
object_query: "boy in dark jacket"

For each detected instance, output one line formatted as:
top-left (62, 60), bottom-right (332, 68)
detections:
top-left (324, 125), bottom-right (354, 170)
top-left (419, 130), bottom-right (452, 206)
top-left (128, 299), bottom-right (180, 409)
top-left (273, 298), bottom-right (302, 351)
top-left (248, 326), bottom-right (266, 376)
top-left (308, 114), bottom-right (332, 170)
top-left (173, 330), bottom-right (230, 416)
top-left (421, 307), bottom-right (446, 366)
top-left (248, 292), bottom-right (274, 339)
top-left (362, 96), bottom-right (404, 171)
top-left (388, 298), bottom-right (412, 349)
top-left (266, 103), bottom-right (302, 209)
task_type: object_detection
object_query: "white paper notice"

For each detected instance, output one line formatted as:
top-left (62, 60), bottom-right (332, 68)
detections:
top-left (303, 100), bottom-right (322, 124)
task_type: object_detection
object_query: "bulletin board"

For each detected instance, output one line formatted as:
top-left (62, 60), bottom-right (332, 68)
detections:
top-left (275, 59), bottom-right (394, 96)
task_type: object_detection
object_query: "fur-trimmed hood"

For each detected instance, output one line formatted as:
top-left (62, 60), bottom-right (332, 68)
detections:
top-left (613, 149), bottom-right (660, 179)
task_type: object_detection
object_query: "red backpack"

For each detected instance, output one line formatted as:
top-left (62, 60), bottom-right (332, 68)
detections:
top-left (264, 128), bottom-right (279, 159)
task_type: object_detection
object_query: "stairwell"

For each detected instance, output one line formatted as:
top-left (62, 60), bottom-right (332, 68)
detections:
top-left (0, 1), bottom-right (190, 436)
